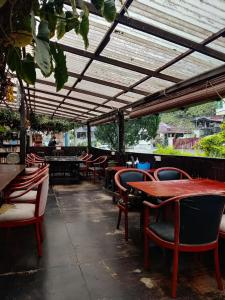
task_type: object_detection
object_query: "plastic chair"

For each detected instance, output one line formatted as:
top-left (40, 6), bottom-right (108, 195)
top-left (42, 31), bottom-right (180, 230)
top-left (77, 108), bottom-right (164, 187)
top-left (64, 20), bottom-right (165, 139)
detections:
top-left (143, 193), bottom-right (225, 298)
top-left (115, 168), bottom-right (155, 241)
top-left (154, 167), bottom-right (192, 181)
top-left (87, 155), bottom-right (108, 183)
top-left (0, 173), bottom-right (49, 256)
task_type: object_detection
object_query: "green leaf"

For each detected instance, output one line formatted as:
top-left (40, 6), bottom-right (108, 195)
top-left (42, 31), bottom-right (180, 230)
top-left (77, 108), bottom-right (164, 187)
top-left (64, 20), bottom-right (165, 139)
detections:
top-left (0, 0), bottom-right (7, 8)
top-left (54, 0), bottom-right (64, 14)
top-left (50, 43), bottom-right (68, 91)
top-left (91, 0), bottom-right (104, 10)
top-left (79, 5), bottom-right (89, 49)
top-left (102, 0), bottom-right (116, 22)
top-left (65, 11), bottom-right (80, 33)
top-left (35, 37), bottom-right (52, 76)
top-left (21, 54), bottom-right (36, 85)
top-left (7, 47), bottom-right (22, 73)
top-left (37, 20), bottom-right (50, 42)
top-left (56, 18), bottom-right (66, 39)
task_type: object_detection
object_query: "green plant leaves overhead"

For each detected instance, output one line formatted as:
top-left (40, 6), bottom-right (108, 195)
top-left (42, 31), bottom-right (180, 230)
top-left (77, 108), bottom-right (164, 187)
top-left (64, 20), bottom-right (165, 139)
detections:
top-left (50, 43), bottom-right (68, 91)
top-left (91, 0), bottom-right (104, 10)
top-left (21, 54), bottom-right (36, 85)
top-left (102, 0), bottom-right (116, 22)
top-left (0, 0), bottom-right (7, 8)
top-left (37, 20), bottom-right (50, 42)
top-left (7, 47), bottom-right (22, 73)
top-left (56, 17), bottom-right (66, 39)
top-left (80, 5), bottom-right (89, 49)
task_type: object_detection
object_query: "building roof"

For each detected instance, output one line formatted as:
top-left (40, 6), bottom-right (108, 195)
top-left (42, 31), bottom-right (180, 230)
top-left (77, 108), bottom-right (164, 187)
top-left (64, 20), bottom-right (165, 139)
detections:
top-left (7, 0), bottom-right (225, 124)
top-left (158, 123), bottom-right (192, 134)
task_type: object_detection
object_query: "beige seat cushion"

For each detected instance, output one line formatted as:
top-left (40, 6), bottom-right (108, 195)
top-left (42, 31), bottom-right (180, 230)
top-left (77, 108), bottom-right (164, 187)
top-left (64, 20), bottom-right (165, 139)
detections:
top-left (25, 167), bottom-right (39, 174)
top-left (0, 203), bottom-right (35, 222)
top-left (9, 190), bottom-right (37, 201)
top-left (220, 215), bottom-right (225, 232)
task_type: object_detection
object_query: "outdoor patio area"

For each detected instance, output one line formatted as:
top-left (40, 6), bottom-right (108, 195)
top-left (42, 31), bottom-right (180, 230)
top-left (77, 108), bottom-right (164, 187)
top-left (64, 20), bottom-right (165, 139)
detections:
top-left (0, 181), bottom-right (225, 300)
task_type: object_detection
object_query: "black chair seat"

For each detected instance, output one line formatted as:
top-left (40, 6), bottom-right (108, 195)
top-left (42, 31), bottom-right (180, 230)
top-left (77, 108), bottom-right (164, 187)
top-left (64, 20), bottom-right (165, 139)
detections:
top-left (149, 222), bottom-right (174, 242)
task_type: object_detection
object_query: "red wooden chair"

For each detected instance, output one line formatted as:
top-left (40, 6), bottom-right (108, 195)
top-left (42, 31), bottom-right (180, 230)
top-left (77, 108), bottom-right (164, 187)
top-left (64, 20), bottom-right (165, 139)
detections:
top-left (143, 193), bottom-right (225, 298)
top-left (6, 165), bottom-right (49, 203)
top-left (154, 167), bottom-right (192, 181)
top-left (114, 168), bottom-right (155, 241)
top-left (87, 155), bottom-right (108, 183)
top-left (0, 173), bottom-right (49, 256)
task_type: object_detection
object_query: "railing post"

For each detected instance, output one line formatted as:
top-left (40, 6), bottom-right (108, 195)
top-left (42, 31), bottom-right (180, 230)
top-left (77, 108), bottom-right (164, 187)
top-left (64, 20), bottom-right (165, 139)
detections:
top-left (87, 122), bottom-right (91, 153)
top-left (118, 111), bottom-right (125, 154)
top-left (19, 91), bottom-right (26, 164)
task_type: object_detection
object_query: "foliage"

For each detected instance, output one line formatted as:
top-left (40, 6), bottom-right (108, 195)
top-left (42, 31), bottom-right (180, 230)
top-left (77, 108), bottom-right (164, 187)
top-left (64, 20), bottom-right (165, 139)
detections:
top-left (0, 0), bottom-right (117, 93)
top-left (0, 108), bottom-right (20, 129)
top-left (160, 102), bottom-right (217, 130)
top-left (195, 120), bottom-right (225, 158)
top-left (153, 144), bottom-right (205, 157)
top-left (94, 115), bottom-right (160, 150)
top-left (30, 113), bottom-right (74, 132)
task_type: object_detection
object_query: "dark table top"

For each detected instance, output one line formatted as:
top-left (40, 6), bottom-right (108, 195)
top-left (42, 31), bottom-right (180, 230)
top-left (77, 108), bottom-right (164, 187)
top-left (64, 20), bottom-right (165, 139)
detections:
top-left (0, 164), bottom-right (25, 192)
top-left (128, 179), bottom-right (225, 198)
top-left (45, 156), bottom-right (83, 163)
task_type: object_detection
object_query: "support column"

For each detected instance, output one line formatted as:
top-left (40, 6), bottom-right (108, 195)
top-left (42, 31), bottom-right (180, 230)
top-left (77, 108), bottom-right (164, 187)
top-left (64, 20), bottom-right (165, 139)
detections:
top-left (19, 91), bottom-right (26, 164)
top-left (118, 111), bottom-right (125, 154)
top-left (87, 122), bottom-right (91, 153)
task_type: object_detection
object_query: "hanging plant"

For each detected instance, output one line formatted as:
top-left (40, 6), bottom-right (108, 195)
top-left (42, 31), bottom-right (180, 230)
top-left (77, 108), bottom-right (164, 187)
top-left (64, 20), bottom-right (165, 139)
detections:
top-left (0, 0), bottom-right (117, 94)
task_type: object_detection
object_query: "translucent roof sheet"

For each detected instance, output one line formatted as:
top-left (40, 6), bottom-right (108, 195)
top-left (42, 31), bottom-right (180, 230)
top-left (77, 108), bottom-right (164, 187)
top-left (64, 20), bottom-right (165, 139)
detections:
top-left (128, 0), bottom-right (225, 43)
top-left (102, 24), bottom-right (187, 71)
top-left (85, 61), bottom-right (145, 86)
top-left (22, 0), bottom-right (225, 122)
top-left (162, 52), bottom-right (224, 80)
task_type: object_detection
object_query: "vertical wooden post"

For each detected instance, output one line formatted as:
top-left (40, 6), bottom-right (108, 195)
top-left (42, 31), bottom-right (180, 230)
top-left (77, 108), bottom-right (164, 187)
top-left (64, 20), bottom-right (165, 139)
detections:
top-left (118, 111), bottom-right (124, 154)
top-left (87, 122), bottom-right (91, 153)
top-left (19, 91), bottom-right (26, 164)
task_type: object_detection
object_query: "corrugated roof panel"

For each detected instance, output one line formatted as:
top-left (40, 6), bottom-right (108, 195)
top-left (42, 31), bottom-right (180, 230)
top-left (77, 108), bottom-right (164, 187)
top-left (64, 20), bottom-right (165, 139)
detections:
top-left (68, 91), bottom-right (107, 105)
top-left (117, 92), bottom-right (143, 102)
top-left (128, 0), bottom-right (225, 43)
top-left (85, 60), bottom-right (145, 86)
top-left (102, 24), bottom-right (187, 71)
top-left (33, 92), bottom-right (64, 101)
top-left (36, 70), bottom-right (76, 87)
top-left (34, 83), bottom-right (68, 95)
top-left (76, 80), bottom-right (122, 97)
top-left (136, 77), bottom-right (174, 93)
top-left (64, 98), bottom-right (96, 109)
top-left (161, 52), bottom-right (224, 80)
top-left (106, 101), bottom-right (125, 109)
top-left (66, 52), bottom-right (90, 73)
top-left (208, 37), bottom-right (225, 53)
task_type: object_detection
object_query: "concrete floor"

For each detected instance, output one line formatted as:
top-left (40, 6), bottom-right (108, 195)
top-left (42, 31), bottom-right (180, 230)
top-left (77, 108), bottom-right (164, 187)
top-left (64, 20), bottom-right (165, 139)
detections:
top-left (0, 181), bottom-right (225, 300)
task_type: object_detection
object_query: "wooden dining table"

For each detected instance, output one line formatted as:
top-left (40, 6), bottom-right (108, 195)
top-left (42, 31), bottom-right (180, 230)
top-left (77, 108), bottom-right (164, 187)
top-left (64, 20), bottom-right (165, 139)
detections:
top-left (127, 178), bottom-right (225, 198)
top-left (0, 164), bottom-right (25, 192)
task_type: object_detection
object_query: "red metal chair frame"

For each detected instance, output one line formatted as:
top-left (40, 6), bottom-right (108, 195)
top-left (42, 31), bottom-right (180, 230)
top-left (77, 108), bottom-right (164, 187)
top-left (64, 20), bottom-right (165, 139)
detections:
top-left (87, 155), bottom-right (108, 183)
top-left (154, 167), bottom-right (192, 181)
top-left (79, 154), bottom-right (93, 177)
top-left (115, 168), bottom-right (155, 241)
top-left (143, 193), bottom-right (224, 298)
top-left (0, 173), bottom-right (49, 256)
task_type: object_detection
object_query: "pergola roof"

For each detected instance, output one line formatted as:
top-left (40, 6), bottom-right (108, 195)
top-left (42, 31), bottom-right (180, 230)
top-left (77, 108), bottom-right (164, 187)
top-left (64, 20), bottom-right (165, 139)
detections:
top-left (10, 0), bottom-right (225, 123)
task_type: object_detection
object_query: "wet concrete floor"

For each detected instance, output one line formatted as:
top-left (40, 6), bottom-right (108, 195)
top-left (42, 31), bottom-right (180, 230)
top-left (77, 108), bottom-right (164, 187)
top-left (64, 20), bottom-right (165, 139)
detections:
top-left (0, 181), bottom-right (225, 300)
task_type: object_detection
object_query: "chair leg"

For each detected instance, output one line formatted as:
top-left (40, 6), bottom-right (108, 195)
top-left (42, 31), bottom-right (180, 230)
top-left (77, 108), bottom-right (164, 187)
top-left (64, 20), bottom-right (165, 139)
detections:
top-left (39, 222), bottom-right (44, 243)
top-left (171, 249), bottom-right (179, 298)
top-left (35, 223), bottom-right (42, 257)
top-left (125, 212), bottom-right (128, 241)
top-left (117, 209), bottom-right (122, 229)
top-left (214, 246), bottom-right (223, 290)
top-left (144, 232), bottom-right (150, 269)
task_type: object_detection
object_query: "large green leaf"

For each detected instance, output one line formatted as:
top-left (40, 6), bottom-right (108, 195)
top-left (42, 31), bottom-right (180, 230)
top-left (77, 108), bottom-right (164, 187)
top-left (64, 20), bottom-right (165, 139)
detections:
top-left (79, 5), bottom-right (89, 49)
top-left (35, 37), bottom-right (52, 76)
top-left (50, 43), bottom-right (68, 91)
top-left (65, 11), bottom-right (80, 33)
top-left (0, 0), bottom-right (7, 8)
top-left (21, 54), bottom-right (36, 85)
top-left (7, 47), bottom-right (22, 74)
top-left (102, 0), bottom-right (116, 22)
top-left (91, 0), bottom-right (104, 10)
top-left (56, 18), bottom-right (66, 39)
top-left (37, 20), bottom-right (50, 42)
